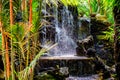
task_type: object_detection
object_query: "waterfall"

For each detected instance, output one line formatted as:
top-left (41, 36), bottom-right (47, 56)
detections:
top-left (40, 1), bottom-right (77, 56)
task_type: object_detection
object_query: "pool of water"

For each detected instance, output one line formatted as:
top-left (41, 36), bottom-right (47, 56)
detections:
top-left (66, 75), bottom-right (99, 80)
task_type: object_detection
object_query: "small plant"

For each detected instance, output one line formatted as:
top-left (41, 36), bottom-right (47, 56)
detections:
top-left (97, 26), bottom-right (114, 42)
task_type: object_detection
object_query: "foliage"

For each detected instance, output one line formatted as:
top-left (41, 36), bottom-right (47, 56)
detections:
top-left (89, 0), bottom-right (98, 13)
top-left (60, 0), bottom-right (79, 6)
top-left (97, 26), bottom-right (114, 42)
top-left (32, 0), bottom-right (42, 32)
top-left (113, 0), bottom-right (120, 8)
top-left (77, 0), bottom-right (90, 16)
top-left (0, 0), bottom-right (59, 80)
top-left (17, 48), bottom-right (46, 80)
top-left (77, 0), bottom-right (114, 43)
top-left (0, 0), bottom-right (117, 80)
top-left (0, 0), bottom-right (43, 80)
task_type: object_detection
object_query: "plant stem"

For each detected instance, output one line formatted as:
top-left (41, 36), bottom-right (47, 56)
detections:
top-left (0, 1), bottom-right (11, 79)
top-left (88, 0), bottom-right (92, 14)
top-left (10, 0), bottom-right (15, 80)
top-left (0, 1), bottom-right (6, 80)
top-left (10, 0), bottom-right (13, 25)
top-left (29, 0), bottom-right (32, 26)
top-left (29, 0), bottom-right (33, 80)
top-left (22, 0), bottom-right (25, 11)
top-left (5, 37), bottom-right (10, 79)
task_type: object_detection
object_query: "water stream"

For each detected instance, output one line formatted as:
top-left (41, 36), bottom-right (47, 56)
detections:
top-left (41, 1), bottom-right (77, 56)
top-left (36, 1), bottom-right (96, 79)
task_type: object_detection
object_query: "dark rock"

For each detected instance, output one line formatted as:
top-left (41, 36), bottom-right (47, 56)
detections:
top-left (103, 70), bottom-right (111, 79)
top-left (86, 48), bottom-right (96, 57)
top-left (34, 57), bottom-right (94, 77)
top-left (116, 63), bottom-right (120, 79)
top-left (78, 17), bottom-right (90, 40)
top-left (95, 42), bottom-right (114, 66)
top-left (90, 17), bottom-right (111, 44)
top-left (76, 35), bottom-right (94, 56)
top-left (35, 67), bottom-right (69, 80)
top-left (39, 67), bottom-right (55, 72)
top-left (85, 48), bottom-right (112, 79)
top-left (34, 73), bottom-right (56, 80)
top-left (76, 47), bottom-right (86, 56)
top-left (39, 25), bottom-right (56, 44)
top-left (15, 11), bottom-right (23, 22)
top-left (93, 56), bottom-right (111, 79)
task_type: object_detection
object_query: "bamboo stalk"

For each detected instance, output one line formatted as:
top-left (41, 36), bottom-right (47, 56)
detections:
top-left (0, 1), bottom-right (6, 80)
top-left (10, 0), bottom-right (13, 25)
top-left (29, 0), bottom-right (32, 27)
top-left (0, 1), bottom-right (10, 80)
top-left (29, 0), bottom-right (33, 80)
top-left (10, 0), bottom-right (15, 80)
top-left (5, 37), bottom-right (10, 79)
top-left (26, 0), bottom-right (32, 65)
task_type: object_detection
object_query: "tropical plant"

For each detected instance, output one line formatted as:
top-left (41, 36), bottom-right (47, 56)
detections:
top-left (97, 26), bottom-right (114, 42)
top-left (0, 0), bottom-right (45, 80)
top-left (0, 0), bottom-right (118, 80)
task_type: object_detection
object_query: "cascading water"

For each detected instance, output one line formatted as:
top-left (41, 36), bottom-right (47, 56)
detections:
top-left (36, 2), bottom-right (95, 79)
top-left (40, 1), bottom-right (77, 56)
top-left (49, 6), bottom-right (77, 56)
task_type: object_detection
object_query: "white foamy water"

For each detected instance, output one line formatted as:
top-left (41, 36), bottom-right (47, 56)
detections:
top-left (41, 2), bottom-right (77, 56)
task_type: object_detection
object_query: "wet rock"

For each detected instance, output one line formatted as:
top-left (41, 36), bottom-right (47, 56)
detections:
top-left (34, 73), bottom-right (56, 80)
top-left (90, 16), bottom-right (114, 68)
top-left (90, 19), bottom-right (110, 34)
top-left (34, 56), bottom-right (94, 77)
top-left (95, 42), bottom-right (114, 66)
top-left (78, 17), bottom-right (90, 40)
top-left (103, 70), bottom-right (111, 79)
top-left (76, 35), bottom-right (94, 56)
top-left (59, 67), bottom-right (69, 76)
top-left (115, 63), bottom-right (120, 79)
top-left (86, 48), bottom-right (112, 79)
top-left (90, 16), bottom-right (111, 44)
top-left (86, 48), bottom-right (96, 57)
top-left (34, 67), bottom-right (69, 80)
top-left (39, 25), bottom-right (56, 44)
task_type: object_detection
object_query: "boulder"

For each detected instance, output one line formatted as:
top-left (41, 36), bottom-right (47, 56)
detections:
top-left (76, 35), bottom-right (94, 56)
